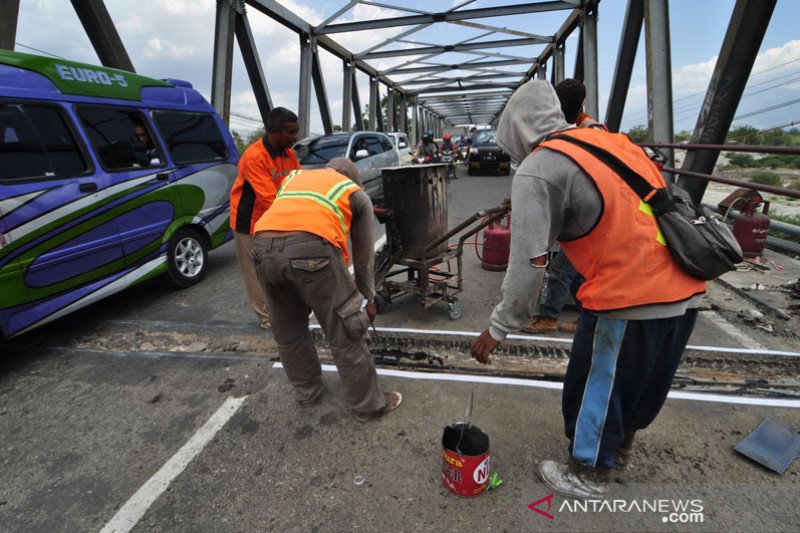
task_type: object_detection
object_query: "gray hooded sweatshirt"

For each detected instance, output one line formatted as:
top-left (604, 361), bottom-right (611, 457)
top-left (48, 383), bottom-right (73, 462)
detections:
top-left (488, 80), bottom-right (700, 341)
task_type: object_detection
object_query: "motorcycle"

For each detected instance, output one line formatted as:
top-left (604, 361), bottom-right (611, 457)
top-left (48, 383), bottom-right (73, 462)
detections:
top-left (440, 149), bottom-right (457, 181)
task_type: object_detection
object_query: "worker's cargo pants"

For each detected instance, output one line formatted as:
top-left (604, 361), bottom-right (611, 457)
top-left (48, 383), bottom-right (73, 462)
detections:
top-left (252, 232), bottom-right (388, 415)
top-left (233, 231), bottom-right (270, 328)
top-left (563, 309), bottom-right (698, 469)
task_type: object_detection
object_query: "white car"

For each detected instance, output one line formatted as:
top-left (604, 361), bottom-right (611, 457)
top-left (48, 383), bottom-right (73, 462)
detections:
top-left (294, 131), bottom-right (399, 202)
top-left (386, 132), bottom-right (413, 166)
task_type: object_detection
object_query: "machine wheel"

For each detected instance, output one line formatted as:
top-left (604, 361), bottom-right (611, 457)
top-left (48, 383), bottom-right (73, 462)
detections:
top-left (448, 301), bottom-right (464, 321)
top-left (373, 294), bottom-right (387, 315)
top-left (166, 227), bottom-right (208, 288)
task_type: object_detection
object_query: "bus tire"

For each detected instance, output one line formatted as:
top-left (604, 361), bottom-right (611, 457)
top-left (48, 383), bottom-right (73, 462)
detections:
top-left (167, 227), bottom-right (208, 288)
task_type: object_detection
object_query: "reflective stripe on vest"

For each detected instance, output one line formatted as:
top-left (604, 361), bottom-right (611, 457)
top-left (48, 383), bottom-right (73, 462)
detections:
top-left (274, 170), bottom-right (359, 234)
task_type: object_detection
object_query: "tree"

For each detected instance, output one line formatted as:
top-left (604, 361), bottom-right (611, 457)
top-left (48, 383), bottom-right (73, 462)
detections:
top-left (626, 125), bottom-right (649, 143)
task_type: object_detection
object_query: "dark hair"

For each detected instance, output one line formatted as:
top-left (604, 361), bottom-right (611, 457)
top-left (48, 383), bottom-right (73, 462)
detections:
top-left (267, 107), bottom-right (298, 132)
top-left (554, 78), bottom-right (586, 124)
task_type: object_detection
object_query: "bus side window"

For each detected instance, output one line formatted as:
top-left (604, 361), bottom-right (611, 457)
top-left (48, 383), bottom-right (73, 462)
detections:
top-left (76, 107), bottom-right (163, 170)
top-left (151, 111), bottom-right (228, 165)
top-left (0, 103), bottom-right (88, 181)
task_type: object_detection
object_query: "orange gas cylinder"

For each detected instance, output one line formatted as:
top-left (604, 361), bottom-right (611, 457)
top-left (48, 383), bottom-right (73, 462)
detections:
top-left (481, 215), bottom-right (511, 271)
top-left (733, 197), bottom-right (771, 258)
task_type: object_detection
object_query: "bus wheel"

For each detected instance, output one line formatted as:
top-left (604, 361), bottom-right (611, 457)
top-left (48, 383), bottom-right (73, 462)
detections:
top-left (167, 228), bottom-right (208, 288)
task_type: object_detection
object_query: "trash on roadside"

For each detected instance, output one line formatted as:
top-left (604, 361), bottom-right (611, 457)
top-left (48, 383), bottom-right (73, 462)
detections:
top-left (733, 417), bottom-right (800, 474)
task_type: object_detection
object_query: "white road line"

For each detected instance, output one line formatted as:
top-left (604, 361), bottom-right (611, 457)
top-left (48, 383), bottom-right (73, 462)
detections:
top-left (99, 396), bottom-right (247, 533)
top-left (700, 310), bottom-right (764, 351)
top-left (273, 363), bottom-right (800, 409)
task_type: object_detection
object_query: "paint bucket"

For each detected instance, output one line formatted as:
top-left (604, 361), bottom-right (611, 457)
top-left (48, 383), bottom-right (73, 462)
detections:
top-left (441, 423), bottom-right (491, 497)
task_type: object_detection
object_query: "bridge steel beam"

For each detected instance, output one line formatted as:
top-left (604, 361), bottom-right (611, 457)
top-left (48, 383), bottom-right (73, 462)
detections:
top-left (604, 0), bottom-right (644, 132)
top-left (679, 0), bottom-right (777, 204)
top-left (316, 2), bottom-right (580, 35)
top-left (212, 1), bottom-right (236, 125)
top-left (644, 0), bottom-right (675, 170)
top-left (70, 0), bottom-right (135, 72)
top-left (297, 32), bottom-right (312, 138)
top-left (311, 43), bottom-right (333, 134)
top-left (234, 6), bottom-right (273, 126)
top-left (0, 0), bottom-right (20, 51)
top-left (342, 59), bottom-right (353, 131)
top-left (582, 2), bottom-right (599, 118)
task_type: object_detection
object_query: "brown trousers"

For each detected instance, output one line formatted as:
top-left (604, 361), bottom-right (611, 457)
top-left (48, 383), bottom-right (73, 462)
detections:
top-left (234, 231), bottom-right (270, 328)
top-left (252, 232), bottom-right (387, 415)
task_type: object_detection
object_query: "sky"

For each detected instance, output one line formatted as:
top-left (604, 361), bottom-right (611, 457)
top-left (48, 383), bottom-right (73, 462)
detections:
top-left (12, 0), bottom-right (800, 137)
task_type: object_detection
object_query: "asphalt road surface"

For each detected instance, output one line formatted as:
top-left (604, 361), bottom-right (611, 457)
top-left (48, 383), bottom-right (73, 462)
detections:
top-left (2, 164), bottom-right (799, 532)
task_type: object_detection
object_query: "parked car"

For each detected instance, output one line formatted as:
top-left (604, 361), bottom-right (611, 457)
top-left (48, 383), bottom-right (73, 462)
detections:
top-left (386, 131), bottom-right (413, 166)
top-left (293, 131), bottom-right (399, 201)
top-left (467, 130), bottom-right (511, 175)
top-left (0, 50), bottom-right (239, 339)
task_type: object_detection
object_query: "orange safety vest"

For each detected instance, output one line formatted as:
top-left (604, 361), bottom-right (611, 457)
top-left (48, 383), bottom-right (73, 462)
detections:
top-left (253, 169), bottom-right (362, 265)
top-left (230, 139), bottom-right (300, 235)
top-left (539, 128), bottom-right (706, 312)
top-left (576, 112), bottom-right (608, 131)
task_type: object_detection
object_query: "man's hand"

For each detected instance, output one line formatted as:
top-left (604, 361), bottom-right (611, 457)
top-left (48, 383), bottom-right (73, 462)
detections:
top-left (365, 302), bottom-right (378, 323)
top-left (471, 330), bottom-right (499, 365)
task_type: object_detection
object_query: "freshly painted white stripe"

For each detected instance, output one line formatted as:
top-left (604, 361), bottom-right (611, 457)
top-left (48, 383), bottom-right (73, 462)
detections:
top-left (13, 256), bottom-right (166, 337)
top-left (99, 396), bottom-right (246, 533)
top-left (700, 310), bottom-right (764, 350)
top-left (273, 363), bottom-right (800, 408)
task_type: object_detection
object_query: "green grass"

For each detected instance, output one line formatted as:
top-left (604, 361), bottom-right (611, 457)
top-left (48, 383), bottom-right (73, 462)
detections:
top-left (768, 212), bottom-right (800, 245)
top-left (749, 171), bottom-right (783, 186)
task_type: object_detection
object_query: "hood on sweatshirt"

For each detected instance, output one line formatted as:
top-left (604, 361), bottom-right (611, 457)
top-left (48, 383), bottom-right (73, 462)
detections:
top-left (496, 79), bottom-right (573, 166)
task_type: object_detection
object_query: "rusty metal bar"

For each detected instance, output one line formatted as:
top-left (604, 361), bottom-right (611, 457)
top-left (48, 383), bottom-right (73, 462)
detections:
top-left (640, 142), bottom-right (800, 155)
top-left (424, 205), bottom-right (509, 253)
top-left (661, 166), bottom-right (800, 200)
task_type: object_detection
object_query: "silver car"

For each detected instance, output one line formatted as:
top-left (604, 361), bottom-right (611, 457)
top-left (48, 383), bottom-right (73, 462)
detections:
top-left (294, 131), bottom-right (399, 201)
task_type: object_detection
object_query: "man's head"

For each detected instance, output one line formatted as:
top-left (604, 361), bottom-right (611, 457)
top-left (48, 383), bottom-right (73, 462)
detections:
top-left (554, 78), bottom-right (586, 124)
top-left (443, 133), bottom-right (452, 142)
top-left (132, 120), bottom-right (153, 148)
top-left (326, 156), bottom-right (361, 186)
top-left (266, 107), bottom-right (300, 149)
top-left (423, 129), bottom-right (434, 142)
top-left (496, 79), bottom-right (571, 165)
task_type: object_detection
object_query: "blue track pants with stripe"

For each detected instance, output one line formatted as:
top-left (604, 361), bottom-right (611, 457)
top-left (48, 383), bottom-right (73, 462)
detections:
top-left (563, 309), bottom-right (699, 469)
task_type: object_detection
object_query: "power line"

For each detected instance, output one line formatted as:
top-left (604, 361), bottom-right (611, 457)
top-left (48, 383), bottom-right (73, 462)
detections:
top-left (14, 42), bottom-right (65, 59)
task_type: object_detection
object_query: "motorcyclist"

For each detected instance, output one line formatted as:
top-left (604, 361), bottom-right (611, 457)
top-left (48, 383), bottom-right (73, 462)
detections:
top-left (415, 129), bottom-right (438, 162)
top-left (439, 133), bottom-right (457, 157)
top-left (439, 133), bottom-right (459, 180)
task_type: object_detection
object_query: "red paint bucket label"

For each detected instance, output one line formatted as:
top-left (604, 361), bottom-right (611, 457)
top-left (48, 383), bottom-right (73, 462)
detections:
top-left (441, 423), bottom-right (491, 497)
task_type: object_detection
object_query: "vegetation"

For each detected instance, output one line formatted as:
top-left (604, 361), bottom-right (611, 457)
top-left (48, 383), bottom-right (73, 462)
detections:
top-left (768, 212), bottom-right (800, 245)
top-left (749, 171), bottom-right (783, 187)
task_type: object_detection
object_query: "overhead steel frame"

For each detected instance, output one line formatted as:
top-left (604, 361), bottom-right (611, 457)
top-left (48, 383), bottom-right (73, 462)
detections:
top-left (604, 0), bottom-right (643, 133)
top-left (644, 0), bottom-right (674, 169)
top-left (679, 0), bottom-right (778, 204)
top-left (0, 0), bottom-right (20, 51)
top-left (70, 0), bottom-right (135, 72)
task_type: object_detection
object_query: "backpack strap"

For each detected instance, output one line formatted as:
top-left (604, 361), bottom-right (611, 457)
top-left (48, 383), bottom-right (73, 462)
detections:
top-left (547, 133), bottom-right (660, 203)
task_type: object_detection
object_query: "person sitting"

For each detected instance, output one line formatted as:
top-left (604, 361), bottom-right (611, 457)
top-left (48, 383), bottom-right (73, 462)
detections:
top-left (416, 129), bottom-right (438, 162)
top-left (131, 118), bottom-right (161, 166)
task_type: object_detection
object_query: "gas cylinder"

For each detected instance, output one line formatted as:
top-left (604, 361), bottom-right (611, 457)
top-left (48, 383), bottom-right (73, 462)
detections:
top-left (733, 197), bottom-right (770, 258)
top-left (481, 214), bottom-right (511, 271)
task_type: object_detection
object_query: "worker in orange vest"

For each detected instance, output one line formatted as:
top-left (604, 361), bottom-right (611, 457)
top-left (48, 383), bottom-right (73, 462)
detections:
top-left (471, 80), bottom-right (705, 499)
top-left (525, 78), bottom-right (608, 334)
top-left (252, 157), bottom-right (402, 421)
top-left (230, 107), bottom-right (300, 330)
